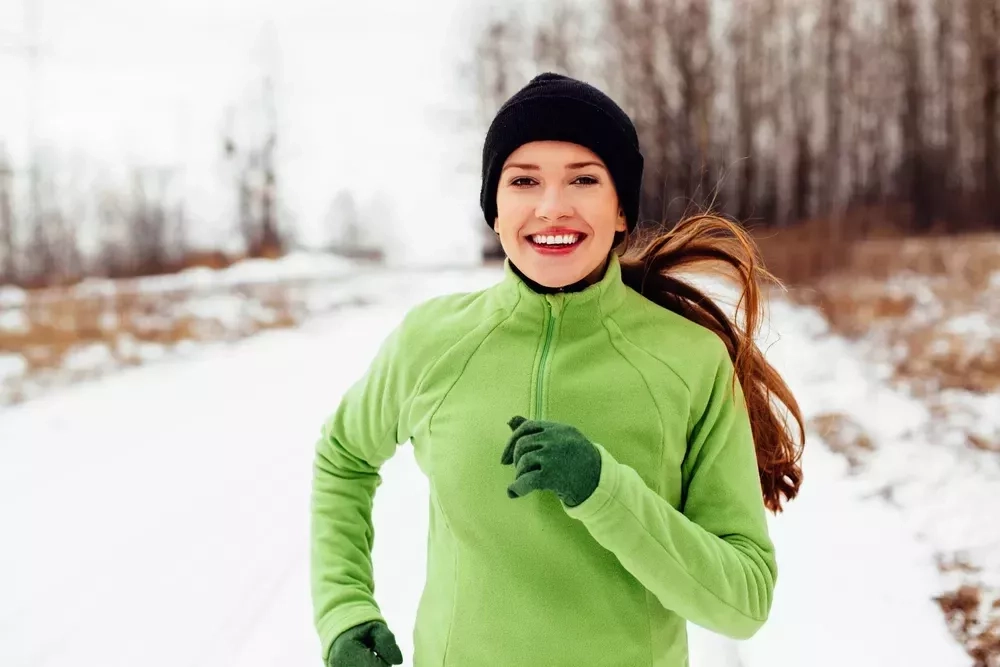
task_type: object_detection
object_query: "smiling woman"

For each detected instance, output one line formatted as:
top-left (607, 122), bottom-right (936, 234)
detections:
top-left (311, 72), bottom-right (805, 667)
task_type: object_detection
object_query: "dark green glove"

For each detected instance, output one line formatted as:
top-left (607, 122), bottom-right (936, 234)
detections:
top-left (328, 620), bottom-right (403, 667)
top-left (500, 415), bottom-right (602, 507)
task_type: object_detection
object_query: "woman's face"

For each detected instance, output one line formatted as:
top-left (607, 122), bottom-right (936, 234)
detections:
top-left (493, 141), bottom-right (626, 288)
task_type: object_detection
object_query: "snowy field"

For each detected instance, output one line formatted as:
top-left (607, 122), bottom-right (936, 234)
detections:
top-left (0, 264), bottom-right (987, 666)
top-left (0, 252), bottom-right (486, 405)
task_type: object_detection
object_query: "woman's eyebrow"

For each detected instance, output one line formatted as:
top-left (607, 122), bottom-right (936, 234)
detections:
top-left (501, 161), bottom-right (607, 172)
top-left (501, 163), bottom-right (539, 172)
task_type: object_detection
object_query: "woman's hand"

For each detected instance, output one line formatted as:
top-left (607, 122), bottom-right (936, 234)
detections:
top-left (328, 620), bottom-right (403, 667)
top-left (500, 416), bottom-right (602, 507)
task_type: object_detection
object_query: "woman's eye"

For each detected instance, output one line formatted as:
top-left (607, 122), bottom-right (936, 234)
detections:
top-left (574, 175), bottom-right (599, 185)
top-left (510, 177), bottom-right (535, 187)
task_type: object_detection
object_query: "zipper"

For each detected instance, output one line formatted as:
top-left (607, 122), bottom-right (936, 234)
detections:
top-left (534, 295), bottom-right (563, 419)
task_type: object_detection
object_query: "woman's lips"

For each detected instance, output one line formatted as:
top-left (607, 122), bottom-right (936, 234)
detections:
top-left (525, 232), bottom-right (586, 256)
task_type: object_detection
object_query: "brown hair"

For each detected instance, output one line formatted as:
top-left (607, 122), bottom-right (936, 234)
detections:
top-left (616, 213), bottom-right (805, 513)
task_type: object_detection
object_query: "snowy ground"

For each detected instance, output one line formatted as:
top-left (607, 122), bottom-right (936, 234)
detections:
top-left (0, 252), bottom-right (486, 405)
top-left (0, 266), bottom-right (982, 666)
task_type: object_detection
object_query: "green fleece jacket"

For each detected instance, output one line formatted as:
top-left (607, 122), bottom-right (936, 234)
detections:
top-left (310, 252), bottom-right (777, 667)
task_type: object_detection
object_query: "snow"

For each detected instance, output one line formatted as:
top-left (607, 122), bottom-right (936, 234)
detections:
top-left (0, 266), bottom-right (984, 667)
top-left (0, 353), bottom-right (27, 383)
top-left (936, 390), bottom-right (1000, 444)
top-left (70, 251), bottom-right (368, 298)
top-left (181, 293), bottom-right (253, 329)
top-left (0, 307), bottom-right (28, 333)
top-left (221, 252), bottom-right (362, 283)
top-left (722, 443), bottom-right (964, 667)
top-left (62, 342), bottom-right (116, 373)
top-left (720, 298), bottom-right (977, 666)
top-left (0, 253), bottom-right (433, 404)
top-left (0, 285), bottom-right (25, 307)
top-left (809, 263), bottom-right (1000, 605)
top-left (943, 311), bottom-right (994, 338)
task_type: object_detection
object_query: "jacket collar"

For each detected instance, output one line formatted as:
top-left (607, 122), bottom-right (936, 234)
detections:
top-left (496, 252), bottom-right (628, 323)
top-left (507, 260), bottom-right (591, 294)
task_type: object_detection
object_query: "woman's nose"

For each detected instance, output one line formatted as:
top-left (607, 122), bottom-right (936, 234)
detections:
top-left (535, 185), bottom-right (574, 221)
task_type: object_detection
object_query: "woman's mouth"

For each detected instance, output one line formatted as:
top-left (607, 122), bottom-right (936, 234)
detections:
top-left (526, 232), bottom-right (587, 255)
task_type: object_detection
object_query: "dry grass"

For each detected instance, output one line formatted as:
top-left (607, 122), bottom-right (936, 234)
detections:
top-left (809, 412), bottom-right (874, 473)
top-left (788, 233), bottom-right (1000, 396)
top-left (935, 583), bottom-right (1000, 667)
top-left (776, 230), bottom-right (1000, 666)
top-left (0, 277), bottom-right (353, 404)
top-left (752, 206), bottom-right (916, 285)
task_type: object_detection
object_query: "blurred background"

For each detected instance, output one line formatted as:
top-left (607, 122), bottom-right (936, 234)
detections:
top-left (1, 0), bottom-right (997, 666)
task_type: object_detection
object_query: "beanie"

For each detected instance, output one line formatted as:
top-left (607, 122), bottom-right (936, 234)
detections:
top-left (479, 72), bottom-right (644, 231)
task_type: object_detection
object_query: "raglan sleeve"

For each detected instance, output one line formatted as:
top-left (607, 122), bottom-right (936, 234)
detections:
top-left (309, 305), bottom-right (430, 662)
top-left (563, 340), bottom-right (777, 640)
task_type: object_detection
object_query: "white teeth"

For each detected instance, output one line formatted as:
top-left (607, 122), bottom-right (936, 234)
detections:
top-left (531, 234), bottom-right (580, 245)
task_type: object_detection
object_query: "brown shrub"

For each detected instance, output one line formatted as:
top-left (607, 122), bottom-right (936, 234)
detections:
top-left (791, 232), bottom-right (1000, 396)
top-left (0, 278), bottom-right (329, 405)
top-left (798, 277), bottom-right (917, 338)
top-left (809, 412), bottom-right (874, 472)
top-left (936, 585), bottom-right (1000, 667)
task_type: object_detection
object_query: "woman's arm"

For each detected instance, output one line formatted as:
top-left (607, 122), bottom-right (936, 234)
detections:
top-left (563, 349), bottom-right (777, 640)
top-left (310, 309), bottom-right (426, 662)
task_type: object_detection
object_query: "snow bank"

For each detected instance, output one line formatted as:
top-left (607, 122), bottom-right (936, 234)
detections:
top-left (68, 251), bottom-right (366, 298)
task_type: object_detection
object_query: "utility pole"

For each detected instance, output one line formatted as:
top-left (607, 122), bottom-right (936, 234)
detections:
top-left (0, 0), bottom-right (43, 233)
top-left (25, 0), bottom-right (41, 235)
top-left (0, 0), bottom-right (44, 282)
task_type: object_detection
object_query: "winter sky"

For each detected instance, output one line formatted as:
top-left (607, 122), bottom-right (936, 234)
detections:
top-left (0, 0), bottom-right (511, 264)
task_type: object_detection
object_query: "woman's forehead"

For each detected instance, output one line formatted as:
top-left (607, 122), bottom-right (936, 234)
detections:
top-left (505, 141), bottom-right (603, 164)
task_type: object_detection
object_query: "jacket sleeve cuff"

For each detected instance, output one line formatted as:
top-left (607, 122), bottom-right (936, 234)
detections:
top-left (318, 604), bottom-right (386, 663)
top-left (563, 442), bottom-right (622, 521)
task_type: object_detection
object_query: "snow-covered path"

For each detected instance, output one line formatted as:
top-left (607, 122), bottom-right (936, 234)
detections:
top-left (0, 271), bottom-right (972, 666)
top-left (715, 300), bottom-right (971, 667)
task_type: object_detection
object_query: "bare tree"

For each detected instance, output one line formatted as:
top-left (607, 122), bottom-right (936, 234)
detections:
top-left (126, 168), bottom-right (179, 276)
top-left (969, 0), bottom-right (1000, 221)
top-left (257, 72), bottom-right (281, 257)
top-left (846, 13), bottom-right (887, 210)
top-left (325, 189), bottom-right (363, 254)
top-left (893, 0), bottom-right (932, 230)
top-left (223, 70), bottom-right (287, 261)
top-left (20, 158), bottom-right (82, 286)
top-left (473, 12), bottom-right (531, 258)
top-left (474, 14), bottom-right (530, 130)
top-left (465, 0), bottom-right (1000, 258)
top-left (667, 0), bottom-right (716, 208)
top-left (627, 0), bottom-right (675, 223)
top-left (823, 0), bottom-right (847, 215)
top-left (729, 0), bottom-right (784, 224)
top-left (731, 0), bottom-right (760, 222)
top-left (785, 0), bottom-right (817, 222)
top-left (0, 145), bottom-right (15, 283)
top-left (934, 0), bottom-right (959, 169)
top-left (533, 0), bottom-right (582, 74)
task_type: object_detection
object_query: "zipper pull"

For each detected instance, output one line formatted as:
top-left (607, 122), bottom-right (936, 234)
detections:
top-left (546, 293), bottom-right (564, 317)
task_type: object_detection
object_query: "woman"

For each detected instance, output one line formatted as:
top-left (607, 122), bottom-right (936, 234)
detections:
top-left (311, 72), bottom-right (804, 667)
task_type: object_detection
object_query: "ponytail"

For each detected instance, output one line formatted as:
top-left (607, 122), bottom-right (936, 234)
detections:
top-left (617, 214), bottom-right (805, 512)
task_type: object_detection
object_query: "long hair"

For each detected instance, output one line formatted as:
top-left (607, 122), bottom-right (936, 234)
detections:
top-left (616, 213), bottom-right (805, 513)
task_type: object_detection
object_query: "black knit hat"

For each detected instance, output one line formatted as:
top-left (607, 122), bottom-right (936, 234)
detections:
top-left (480, 72), bottom-right (644, 231)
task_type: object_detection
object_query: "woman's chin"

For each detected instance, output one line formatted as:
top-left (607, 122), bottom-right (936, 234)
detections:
top-left (523, 264), bottom-right (586, 288)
